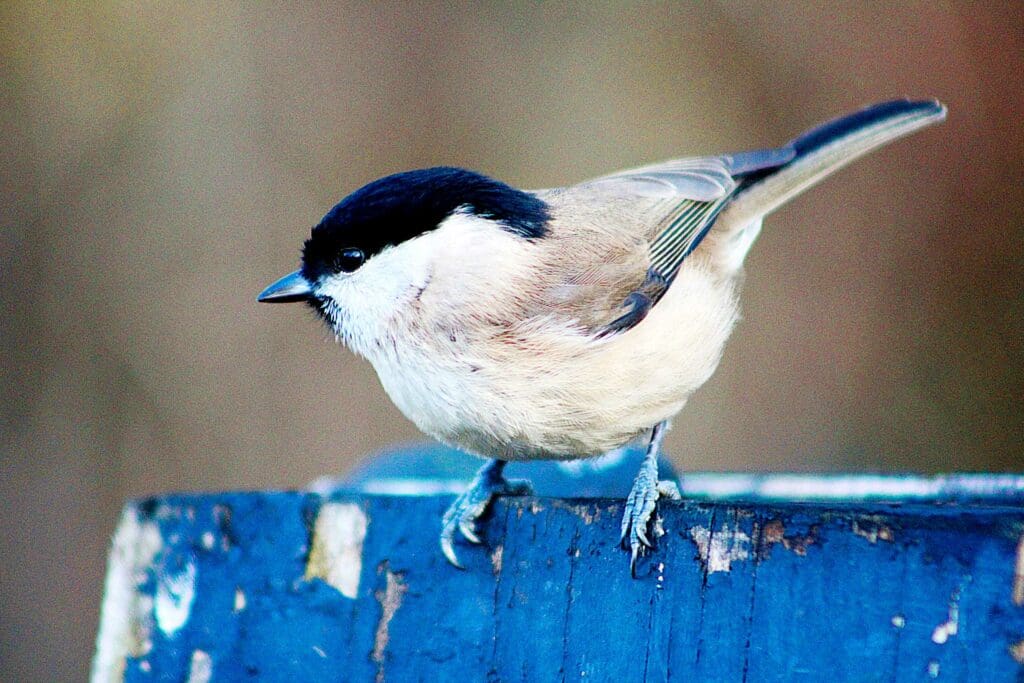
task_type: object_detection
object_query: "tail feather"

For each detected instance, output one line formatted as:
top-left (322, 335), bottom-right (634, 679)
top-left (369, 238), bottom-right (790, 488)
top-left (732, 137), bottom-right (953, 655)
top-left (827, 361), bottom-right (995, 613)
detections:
top-left (719, 99), bottom-right (946, 234)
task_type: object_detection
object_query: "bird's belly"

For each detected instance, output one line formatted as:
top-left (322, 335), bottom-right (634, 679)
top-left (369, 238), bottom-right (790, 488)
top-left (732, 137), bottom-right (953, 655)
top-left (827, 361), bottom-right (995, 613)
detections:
top-left (369, 263), bottom-right (740, 461)
top-left (376, 356), bottom-right (682, 461)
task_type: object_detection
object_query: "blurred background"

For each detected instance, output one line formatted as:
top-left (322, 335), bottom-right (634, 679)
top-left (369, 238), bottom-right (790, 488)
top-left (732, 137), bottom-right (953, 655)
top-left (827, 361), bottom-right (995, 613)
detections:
top-left (2, 2), bottom-right (1022, 679)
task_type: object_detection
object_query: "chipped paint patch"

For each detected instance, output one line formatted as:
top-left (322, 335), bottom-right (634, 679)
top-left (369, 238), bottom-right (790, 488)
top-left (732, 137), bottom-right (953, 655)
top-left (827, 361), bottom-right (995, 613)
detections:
top-left (853, 518), bottom-right (894, 544)
top-left (491, 545), bottom-right (504, 575)
top-left (91, 505), bottom-right (163, 682)
top-left (1013, 534), bottom-right (1024, 606)
top-left (516, 500), bottom-right (546, 518)
top-left (575, 504), bottom-right (600, 525)
top-left (762, 519), bottom-right (786, 545)
top-left (759, 520), bottom-right (820, 558)
top-left (233, 587), bottom-right (246, 612)
top-left (932, 584), bottom-right (963, 645)
top-left (1009, 640), bottom-right (1024, 664)
top-left (305, 503), bottom-right (368, 599)
top-left (690, 524), bottom-right (750, 573)
top-left (156, 559), bottom-right (197, 637)
top-left (891, 614), bottom-right (906, 628)
top-left (927, 660), bottom-right (940, 678)
top-left (186, 650), bottom-right (212, 683)
top-left (931, 615), bottom-right (958, 644)
top-left (549, 499), bottom-right (602, 525)
top-left (782, 526), bottom-right (819, 556)
top-left (372, 564), bottom-right (408, 683)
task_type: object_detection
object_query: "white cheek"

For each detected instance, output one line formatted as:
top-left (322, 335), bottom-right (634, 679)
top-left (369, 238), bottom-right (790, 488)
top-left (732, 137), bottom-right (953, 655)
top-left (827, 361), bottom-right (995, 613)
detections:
top-left (315, 237), bottom-right (436, 351)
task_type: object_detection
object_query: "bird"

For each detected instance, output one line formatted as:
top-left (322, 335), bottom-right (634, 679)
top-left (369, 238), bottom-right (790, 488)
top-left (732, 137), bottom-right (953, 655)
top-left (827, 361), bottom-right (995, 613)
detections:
top-left (259, 98), bottom-right (946, 575)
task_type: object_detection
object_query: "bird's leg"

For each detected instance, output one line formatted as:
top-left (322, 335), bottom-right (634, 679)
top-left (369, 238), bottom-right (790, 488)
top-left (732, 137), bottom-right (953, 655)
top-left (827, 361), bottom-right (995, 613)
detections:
top-left (620, 421), bottom-right (681, 576)
top-left (440, 459), bottom-right (532, 568)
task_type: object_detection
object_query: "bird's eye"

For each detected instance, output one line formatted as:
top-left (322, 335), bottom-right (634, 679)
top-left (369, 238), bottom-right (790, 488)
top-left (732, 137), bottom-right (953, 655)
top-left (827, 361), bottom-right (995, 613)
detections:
top-left (335, 248), bottom-right (365, 273)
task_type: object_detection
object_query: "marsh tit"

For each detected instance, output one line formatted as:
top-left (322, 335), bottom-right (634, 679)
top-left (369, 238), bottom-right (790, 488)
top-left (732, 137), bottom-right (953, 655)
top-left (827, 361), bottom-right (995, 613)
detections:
top-left (259, 99), bottom-right (946, 574)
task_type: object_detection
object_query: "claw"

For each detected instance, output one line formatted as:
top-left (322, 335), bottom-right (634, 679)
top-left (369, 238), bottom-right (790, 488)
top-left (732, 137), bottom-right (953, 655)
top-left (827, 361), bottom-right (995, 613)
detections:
top-left (620, 421), bottom-right (678, 576)
top-left (439, 459), bottom-right (532, 568)
top-left (440, 533), bottom-right (464, 570)
top-left (459, 519), bottom-right (481, 545)
top-left (635, 524), bottom-right (651, 549)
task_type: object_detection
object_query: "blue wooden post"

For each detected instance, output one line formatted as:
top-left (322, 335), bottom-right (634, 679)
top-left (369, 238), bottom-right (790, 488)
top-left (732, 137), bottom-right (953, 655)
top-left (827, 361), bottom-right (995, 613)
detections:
top-left (92, 445), bottom-right (1024, 681)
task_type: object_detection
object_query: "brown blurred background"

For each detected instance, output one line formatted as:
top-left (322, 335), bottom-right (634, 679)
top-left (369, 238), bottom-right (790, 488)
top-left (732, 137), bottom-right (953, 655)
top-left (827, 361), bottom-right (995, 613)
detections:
top-left (2, 2), bottom-right (1022, 680)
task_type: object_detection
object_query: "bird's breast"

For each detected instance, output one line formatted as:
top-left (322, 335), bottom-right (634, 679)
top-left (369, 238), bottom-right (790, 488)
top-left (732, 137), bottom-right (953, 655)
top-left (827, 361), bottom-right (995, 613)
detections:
top-left (356, 260), bottom-right (740, 461)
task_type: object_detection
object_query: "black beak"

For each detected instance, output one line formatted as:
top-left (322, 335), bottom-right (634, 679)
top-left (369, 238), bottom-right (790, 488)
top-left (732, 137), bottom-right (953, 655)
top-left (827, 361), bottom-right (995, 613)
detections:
top-left (257, 270), bottom-right (314, 303)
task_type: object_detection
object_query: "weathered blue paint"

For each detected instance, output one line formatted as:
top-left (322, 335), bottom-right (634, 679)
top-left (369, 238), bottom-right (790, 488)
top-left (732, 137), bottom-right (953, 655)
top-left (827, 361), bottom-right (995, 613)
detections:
top-left (96, 453), bottom-right (1024, 682)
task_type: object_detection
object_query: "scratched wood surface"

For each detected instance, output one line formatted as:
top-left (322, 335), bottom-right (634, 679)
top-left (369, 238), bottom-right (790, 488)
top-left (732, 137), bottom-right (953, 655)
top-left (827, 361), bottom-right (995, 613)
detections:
top-left (93, 471), bottom-right (1024, 681)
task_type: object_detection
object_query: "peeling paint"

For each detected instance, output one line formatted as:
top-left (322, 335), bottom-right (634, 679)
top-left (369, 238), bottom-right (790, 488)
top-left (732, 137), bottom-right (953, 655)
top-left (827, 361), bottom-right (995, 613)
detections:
top-left (852, 519), bottom-right (894, 544)
top-left (931, 614), bottom-right (958, 644)
top-left (1009, 640), bottom-right (1024, 664)
top-left (372, 564), bottom-right (408, 683)
top-left (491, 545), bottom-right (504, 575)
top-left (932, 583), bottom-right (964, 645)
top-left (91, 505), bottom-right (162, 683)
top-left (652, 514), bottom-right (667, 540)
top-left (186, 650), bottom-right (212, 683)
top-left (574, 505), bottom-right (599, 525)
top-left (156, 559), bottom-right (197, 637)
top-left (233, 587), bottom-right (246, 612)
top-left (762, 519), bottom-right (786, 545)
top-left (690, 524), bottom-right (750, 573)
top-left (305, 503), bottom-right (368, 599)
top-left (891, 614), bottom-right (906, 629)
top-left (927, 660), bottom-right (940, 678)
top-left (1013, 534), bottom-right (1024, 606)
top-left (516, 500), bottom-right (547, 518)
top-left (782, 526), bottom-right (819, 556)
top-left (759, 520), bottom-right (819, 557)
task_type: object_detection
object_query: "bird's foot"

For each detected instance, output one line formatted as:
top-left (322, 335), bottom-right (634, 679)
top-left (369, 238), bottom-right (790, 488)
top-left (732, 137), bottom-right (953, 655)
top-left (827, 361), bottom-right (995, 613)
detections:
top-left (620, 421), bottom-right (678, 576)
top-left (620, 476), bottom-right (680, 576)
top-left (440, 460), bottom-right (532, 568)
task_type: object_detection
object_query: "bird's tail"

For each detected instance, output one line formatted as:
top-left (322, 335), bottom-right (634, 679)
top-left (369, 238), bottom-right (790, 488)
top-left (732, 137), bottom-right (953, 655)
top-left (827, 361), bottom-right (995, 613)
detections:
top-left (714, 99), bottom-right (946, 268)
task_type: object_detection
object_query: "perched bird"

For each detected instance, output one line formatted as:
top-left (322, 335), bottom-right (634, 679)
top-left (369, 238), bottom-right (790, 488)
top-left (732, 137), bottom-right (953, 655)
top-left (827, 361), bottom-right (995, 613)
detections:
top-left (259, 99), bottom-right (946, 574)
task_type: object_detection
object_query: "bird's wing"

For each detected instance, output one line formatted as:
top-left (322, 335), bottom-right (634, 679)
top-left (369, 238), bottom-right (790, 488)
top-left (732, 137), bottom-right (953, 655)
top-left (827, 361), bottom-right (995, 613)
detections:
top-left (579, 150), bottom-right (794, 285)
top-left (531, 100), bottom-right (945, 336)
top-left (522, 155), bottom-right (775, 334)
top-left (582, 156), bottom-right (739, 202)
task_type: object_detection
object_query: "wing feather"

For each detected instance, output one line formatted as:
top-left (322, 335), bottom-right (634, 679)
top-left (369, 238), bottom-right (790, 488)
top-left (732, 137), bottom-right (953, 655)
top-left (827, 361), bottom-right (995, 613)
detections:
top-left (582, 156), bottom-right (736, 202)
top-left (533, 149), bottom-right (792, 334)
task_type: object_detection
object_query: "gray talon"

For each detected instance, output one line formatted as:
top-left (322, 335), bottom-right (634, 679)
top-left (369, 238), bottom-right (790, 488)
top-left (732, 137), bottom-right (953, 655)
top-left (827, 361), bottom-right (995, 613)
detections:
top-left (620, 421), bottom-right (676, 576)
top-left (440, 532), bottom-right (463, 569)
top-left (440, 459), bottom-right (532, 567)
top-left (459, 518), bottom-right (481, 545)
